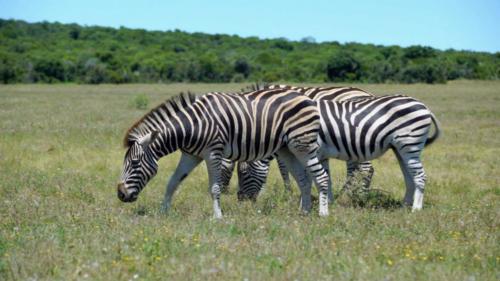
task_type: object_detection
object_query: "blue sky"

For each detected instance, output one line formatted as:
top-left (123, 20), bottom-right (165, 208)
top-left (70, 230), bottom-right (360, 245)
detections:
top-left (1, 0), bottom-right (499, 52)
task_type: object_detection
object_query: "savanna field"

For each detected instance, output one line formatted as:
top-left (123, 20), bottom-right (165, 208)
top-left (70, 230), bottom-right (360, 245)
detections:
top-left (0, 81), bottom-right (498, 280)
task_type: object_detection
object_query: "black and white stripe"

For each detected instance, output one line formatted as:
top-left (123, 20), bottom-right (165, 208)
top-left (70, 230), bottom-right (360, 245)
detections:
top-left (238, 92), bottom-right (441, 210)
top-left (233, 84), bottom-right (376, 200)
top-left (117, 89), bottom-right (332, 217)
top-left (317, 95), bottom-right (441, 210)
top-left (220, 158), bottom-right (235, 193)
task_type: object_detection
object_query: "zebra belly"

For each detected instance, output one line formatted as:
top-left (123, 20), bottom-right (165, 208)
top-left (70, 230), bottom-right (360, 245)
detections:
top-left (222, 141), bottom-right (280, 162)
top-left (317, 143), bottom-right (348, 161)
top-left (318, 138), bottom-right (391, 162)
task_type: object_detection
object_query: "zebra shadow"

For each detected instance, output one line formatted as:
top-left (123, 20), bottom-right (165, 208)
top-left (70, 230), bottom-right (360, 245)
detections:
top-left (334, 187), bottom-right (404, 210)
top-left (133, 205), bottom-right (150, 216)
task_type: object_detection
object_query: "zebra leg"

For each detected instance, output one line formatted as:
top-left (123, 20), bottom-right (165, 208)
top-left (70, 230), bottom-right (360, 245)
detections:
top-left (321, 159), bottom-right (334, 203)
top-left (408, 158), bottom-right (426, 211)
top-left (205, 151), bottom-right (224, 219)
top-left (220, 158), bottom-right (235, 193)
top-left (276, 157), bottom-right (292, 192)
top-left (359, 161), bottom-right (375, 190)
top-left (344, 161), bottom-right (357, 191)
top-left (276, 149), bottom-right (312, 213)
top-left (161, 152), bottom-right (202, 213)
top-left (394, 152), bottom-right (415, 206)
top-left (287, 143), bottom-right (330, 217)
top-left (305, 156), bottom-right (330, 217)
top-left (395, 150), bottom-right (427, 211)
top-left (343, 161), bottom-right (374, 191)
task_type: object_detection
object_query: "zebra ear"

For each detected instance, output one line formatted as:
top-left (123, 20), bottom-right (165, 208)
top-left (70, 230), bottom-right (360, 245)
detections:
top-left (138, 130), bottom-right (159, 148)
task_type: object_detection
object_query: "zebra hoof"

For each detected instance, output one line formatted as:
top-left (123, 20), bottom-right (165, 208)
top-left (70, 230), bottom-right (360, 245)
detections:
top-left (411, 206), bottom-right (422, 212)
top-left (319, 209), bottom-right (329, 217)
top-left (159, 203), bottom-right (170, 214)
top-left (212, 211), bottom-right (223, 220)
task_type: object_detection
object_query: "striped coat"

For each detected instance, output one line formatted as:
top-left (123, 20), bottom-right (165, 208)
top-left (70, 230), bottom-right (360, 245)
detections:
top-left (233, 84), bottom-right (375, 200)
top-left (117, 89), bottom-right (332, 218)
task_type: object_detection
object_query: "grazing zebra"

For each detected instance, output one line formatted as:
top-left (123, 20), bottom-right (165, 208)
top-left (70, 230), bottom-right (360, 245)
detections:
top-left (239, 94), bottom-right (441, 211)
top-left (117, 89), bottom-right (332, 218)
top-left (227, 84), bottom-right (376, 200)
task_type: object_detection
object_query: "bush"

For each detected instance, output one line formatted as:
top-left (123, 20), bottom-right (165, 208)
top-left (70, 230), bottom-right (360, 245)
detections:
top-left (400, 63), bottom-right (447, 84)
top-left (34, 58), bottom-right (65, 82)
top-left (404, 45), bottom-right (436, 59)
top-left (231, 73), bottom-right (245, 83)
top-left (234, 58), bottom-right (250, 78)
top-left (0, 19), bottom-right (498, 84)
top-left (0, 59), bottom-right (18, 83)
top-left (82, 58), bottom-right (108, 84)
top-left (69, 27), bottom-right (80, 40)
top-left (173, 45), bottom-right (186, 53)
top-left (326, 51), bottom-right (362, 81)
top-left (262, 71), bottom-right (280, 82)
top-left (453, 55), bottom-right (480, 79)
top-left (273, 39), bottom-right (294, 51)
top-left (131, 94), bottom-right (149, 110)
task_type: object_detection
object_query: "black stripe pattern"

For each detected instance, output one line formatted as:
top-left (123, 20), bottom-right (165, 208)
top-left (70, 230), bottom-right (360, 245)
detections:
top-left (234, 84), bottom-right (375, 200)
top-left (233, 84), bottom-right (441, 211)
top-left (118, 89), bottom-right (332, 217)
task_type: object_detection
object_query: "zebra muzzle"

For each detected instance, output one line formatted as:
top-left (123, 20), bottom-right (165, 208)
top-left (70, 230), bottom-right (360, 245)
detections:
top-left (117, 182), bottom-right (138, 202)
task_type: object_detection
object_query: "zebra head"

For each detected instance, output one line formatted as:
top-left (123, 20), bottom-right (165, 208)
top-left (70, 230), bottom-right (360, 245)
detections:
top-left (117, 130), bottom-right (160, 202)
top-left (236, 160), bottom-right (270, 201)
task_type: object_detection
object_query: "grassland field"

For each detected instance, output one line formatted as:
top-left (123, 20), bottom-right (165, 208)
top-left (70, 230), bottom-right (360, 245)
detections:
top-left (0, 81), bottom-right (499, 280)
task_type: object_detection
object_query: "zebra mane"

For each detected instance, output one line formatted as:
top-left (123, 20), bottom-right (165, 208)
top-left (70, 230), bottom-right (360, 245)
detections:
top-left (123, 91), bottom-right (197, 148)
top-left (241, 82), bottom-right (294, 93)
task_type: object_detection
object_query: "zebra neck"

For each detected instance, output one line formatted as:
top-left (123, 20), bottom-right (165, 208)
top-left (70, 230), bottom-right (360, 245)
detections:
top-left (150, 122), bottom-right (187, 158)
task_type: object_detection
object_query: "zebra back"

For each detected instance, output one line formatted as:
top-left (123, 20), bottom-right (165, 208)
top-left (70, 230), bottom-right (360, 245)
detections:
top-left (318, 95), bottom-right (437, 161)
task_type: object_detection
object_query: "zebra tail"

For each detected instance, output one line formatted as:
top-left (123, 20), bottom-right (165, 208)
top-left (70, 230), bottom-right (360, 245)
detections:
top-left (424, 112), bottom-right (442, 147)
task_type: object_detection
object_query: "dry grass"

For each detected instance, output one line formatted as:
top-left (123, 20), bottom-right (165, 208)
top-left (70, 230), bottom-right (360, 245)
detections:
top-left (0, 81), bottom-right (499, 280)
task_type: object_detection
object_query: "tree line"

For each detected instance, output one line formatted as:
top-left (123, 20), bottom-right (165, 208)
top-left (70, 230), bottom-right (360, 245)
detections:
top-left (0, 19), bottom-right (499, 84)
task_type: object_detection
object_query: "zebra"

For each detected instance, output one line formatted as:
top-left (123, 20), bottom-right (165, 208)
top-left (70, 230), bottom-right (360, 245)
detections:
top-left (220, 84), bottom-right (377, 200)
top-left (238, 93), bottom-right (441, 211)
top-left (117, 89), bottom-right (332, 218)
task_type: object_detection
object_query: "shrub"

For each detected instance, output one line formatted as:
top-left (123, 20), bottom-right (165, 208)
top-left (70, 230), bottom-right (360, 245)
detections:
top-left (231, 73), bottom-right (245, 83)
top-left (326, 51), bottom-right (362, 81)
top-left (34, 58), bottom-right (65, 82)
top-left (131, 94), bottom-right (149, 110)
top-left (404, 45), bottom-right (436, 59)
top-left (400, 63), bottom-right (447, 84)
top-left (262, 71), bottom-right (280, 82)
top-left (273, 39), bottom-right (294, 51)
top-left (234, 58), bottom-right (250, 78)
top-left (173, 45), bottom-right (186, 53)
top-left (0, 59), bottom-right (17, 83)
top-left (0, 19), bottom-right (498, 84)
top-left (69, 27), bottom-right (80, 40)
top-left (82, 58), bottom-right (108, 84)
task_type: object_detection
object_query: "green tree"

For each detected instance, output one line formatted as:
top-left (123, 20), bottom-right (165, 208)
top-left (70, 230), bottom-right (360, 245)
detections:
top-left (0, 59), bottom-right (17, 83)
top-left (0, 19), bottom-right (498, 84)
top-left (34, 58), bottom-right (65, 82)
top-left (326, 51), bottom-right (362, 81)
top-left (234, 58), bottom-right (250, 78)
top-left (404, 45), bottom-right (436, 59)
top-left (400, 63), bottom-right (447, 84)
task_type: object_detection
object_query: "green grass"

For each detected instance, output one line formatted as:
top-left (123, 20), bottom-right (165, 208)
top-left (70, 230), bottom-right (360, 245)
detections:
top-left (0, 81), bottom-right (499, 280)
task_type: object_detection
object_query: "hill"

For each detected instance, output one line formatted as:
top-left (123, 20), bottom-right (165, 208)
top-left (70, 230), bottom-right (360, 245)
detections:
top-left (0, 19), bottom-right (499, 84)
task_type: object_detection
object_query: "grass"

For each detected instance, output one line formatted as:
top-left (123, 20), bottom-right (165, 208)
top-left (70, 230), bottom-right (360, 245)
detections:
top-left (0, 81), bottom-right (498, 280)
